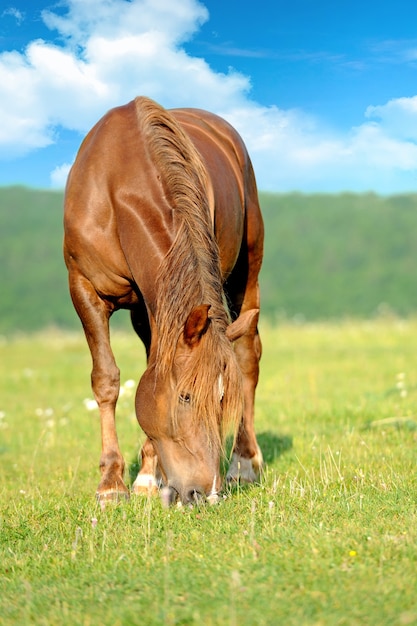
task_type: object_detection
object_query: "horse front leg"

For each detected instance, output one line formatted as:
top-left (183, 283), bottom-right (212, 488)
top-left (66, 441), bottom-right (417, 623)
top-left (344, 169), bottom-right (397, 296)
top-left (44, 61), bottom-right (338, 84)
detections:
top-left (130, 307), bottom-right (161, 496)
top-left (69, 271), bottom-right (128, 500)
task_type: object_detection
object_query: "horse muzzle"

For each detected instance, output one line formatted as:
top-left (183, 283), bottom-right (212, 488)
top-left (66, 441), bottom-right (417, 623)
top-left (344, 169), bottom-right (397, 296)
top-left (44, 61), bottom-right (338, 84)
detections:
top-left (161, 484), bottom-right (220, 507)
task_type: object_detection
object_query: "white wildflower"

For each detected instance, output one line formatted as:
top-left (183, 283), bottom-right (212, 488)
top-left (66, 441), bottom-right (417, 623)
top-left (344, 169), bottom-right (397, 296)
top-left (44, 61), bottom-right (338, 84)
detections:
top-left (83, 398), bottom-right (98, 411)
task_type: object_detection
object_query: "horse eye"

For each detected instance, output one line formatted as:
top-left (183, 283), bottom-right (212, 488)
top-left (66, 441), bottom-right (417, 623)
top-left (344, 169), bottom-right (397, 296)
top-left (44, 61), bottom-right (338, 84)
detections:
top-left (179, 393), bottom-right (191, 404)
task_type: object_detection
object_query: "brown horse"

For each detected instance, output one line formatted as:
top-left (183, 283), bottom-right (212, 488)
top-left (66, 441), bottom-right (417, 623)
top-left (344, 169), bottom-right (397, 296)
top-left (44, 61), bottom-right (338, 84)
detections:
top-left (64, 96), bottom-right (263, 505)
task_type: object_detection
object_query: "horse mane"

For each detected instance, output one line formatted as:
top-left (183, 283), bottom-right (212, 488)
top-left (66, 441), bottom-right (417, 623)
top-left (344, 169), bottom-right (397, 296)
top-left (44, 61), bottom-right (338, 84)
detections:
top-left (133, 96), bottom-right (243, 449)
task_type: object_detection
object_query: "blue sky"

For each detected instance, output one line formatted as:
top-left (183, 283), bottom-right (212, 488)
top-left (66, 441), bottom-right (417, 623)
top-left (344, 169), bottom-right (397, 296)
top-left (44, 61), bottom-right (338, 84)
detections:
top-left (1, 0), bottom-right (417, 193)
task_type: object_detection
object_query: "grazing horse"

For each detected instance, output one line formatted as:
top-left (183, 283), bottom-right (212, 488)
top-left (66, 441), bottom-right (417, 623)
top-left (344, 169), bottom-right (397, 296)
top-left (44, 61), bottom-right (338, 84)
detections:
top-left (63, 96), bottom-right (263, 505)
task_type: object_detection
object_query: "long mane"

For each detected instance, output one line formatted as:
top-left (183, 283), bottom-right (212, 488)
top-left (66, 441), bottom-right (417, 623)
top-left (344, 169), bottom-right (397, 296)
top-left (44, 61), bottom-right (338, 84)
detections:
top-left (134, 96), bottom-right (242, 448)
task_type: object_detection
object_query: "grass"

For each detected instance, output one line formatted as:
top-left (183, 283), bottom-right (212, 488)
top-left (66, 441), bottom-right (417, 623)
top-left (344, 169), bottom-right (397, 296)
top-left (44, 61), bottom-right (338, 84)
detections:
top-left (1, 319), bottom-right (417, 625)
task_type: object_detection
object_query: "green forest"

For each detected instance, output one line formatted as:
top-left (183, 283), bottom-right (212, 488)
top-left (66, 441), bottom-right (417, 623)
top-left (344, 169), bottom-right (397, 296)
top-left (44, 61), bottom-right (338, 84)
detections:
top-left (1, 186), bottom-right (416, 334)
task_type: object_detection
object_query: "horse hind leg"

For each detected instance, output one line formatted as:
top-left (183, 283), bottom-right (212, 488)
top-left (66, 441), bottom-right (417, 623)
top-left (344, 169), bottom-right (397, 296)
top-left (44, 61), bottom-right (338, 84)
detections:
top-left (69, 270), bottom-right (129, 501)
top-left (227, 185), bottom-right (264, 484)
top-left (227, 316), bottom-right (263, 484)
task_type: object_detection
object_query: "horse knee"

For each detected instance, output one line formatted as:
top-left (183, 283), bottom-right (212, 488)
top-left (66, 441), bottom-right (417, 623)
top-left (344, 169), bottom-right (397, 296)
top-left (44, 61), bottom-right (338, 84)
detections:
top-left (91, 365), bottom-right (120, 405)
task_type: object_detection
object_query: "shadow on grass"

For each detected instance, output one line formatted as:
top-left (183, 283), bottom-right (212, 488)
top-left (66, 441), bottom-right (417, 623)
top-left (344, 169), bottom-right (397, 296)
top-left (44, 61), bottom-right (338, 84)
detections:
top-left (224, 430), bottom-right (292, 465)
top-left (221, 430), bottom-right (293, 479)
top-left (256, 431), bottom-right (293, 464)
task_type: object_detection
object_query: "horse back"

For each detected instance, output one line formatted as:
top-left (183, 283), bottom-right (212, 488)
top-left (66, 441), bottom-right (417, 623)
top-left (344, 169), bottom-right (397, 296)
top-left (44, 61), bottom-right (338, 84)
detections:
top-left (172, 108), bottom-right (260, 279)
top-left (64, 98), bottom-right (262, 310)
top-left (173, 109), bottom-right (264, 311)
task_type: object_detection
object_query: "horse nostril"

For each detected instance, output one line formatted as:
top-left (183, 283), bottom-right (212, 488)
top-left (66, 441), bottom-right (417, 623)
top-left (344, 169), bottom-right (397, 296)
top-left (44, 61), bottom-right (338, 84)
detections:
top-left (163, 484), bottom-right (206, 507)
top-left (184, 487), bottom-right (205, 506)
top-left (160, 486), bottom-right (179, 507)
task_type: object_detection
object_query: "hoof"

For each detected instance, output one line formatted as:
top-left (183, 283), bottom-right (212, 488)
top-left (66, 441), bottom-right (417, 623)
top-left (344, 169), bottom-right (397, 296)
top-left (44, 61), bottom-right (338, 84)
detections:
top-left (96, 488), bottom-right (130, 503)
top-left (132, 473), bottom-right (160, 496)
top-left (226, 447), bottom-right (263, 484)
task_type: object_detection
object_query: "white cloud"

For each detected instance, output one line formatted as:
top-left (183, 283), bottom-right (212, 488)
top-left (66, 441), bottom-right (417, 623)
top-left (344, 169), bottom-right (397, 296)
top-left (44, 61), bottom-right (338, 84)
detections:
top-left (42, 0), bottom-right (208, 47)
top-left (2, 8), bottom-right (25, 25)
top-left (0, 0), bottom-right (249, 159)
top-left (50, 162), bottom-right (72, 188)
top-left (1, 0), bottom-right (417, 192)
top-left (221, 103), bottom-right (417, 192)
top-left (366, 96), bottom-right (417, 141)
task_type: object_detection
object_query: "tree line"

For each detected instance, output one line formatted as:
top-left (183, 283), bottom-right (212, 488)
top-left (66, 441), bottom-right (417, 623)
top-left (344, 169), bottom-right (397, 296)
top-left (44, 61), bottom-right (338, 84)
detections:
top-left (1, 186), bottom-right (416, 334)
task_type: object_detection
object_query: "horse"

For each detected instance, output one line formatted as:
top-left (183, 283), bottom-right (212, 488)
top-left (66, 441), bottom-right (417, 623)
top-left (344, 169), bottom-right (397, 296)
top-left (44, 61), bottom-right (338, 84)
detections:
top-left (63, 96), bottom-right (264, 506)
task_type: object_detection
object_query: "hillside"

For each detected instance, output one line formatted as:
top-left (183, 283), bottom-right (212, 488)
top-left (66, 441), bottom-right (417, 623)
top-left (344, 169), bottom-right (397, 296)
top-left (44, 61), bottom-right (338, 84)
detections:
top-left (0, 186), bottom-right (416, 334)
top-left (261, 192), bottom-right (417, 320)
top-left (0, 187), bottom-right (76, 333)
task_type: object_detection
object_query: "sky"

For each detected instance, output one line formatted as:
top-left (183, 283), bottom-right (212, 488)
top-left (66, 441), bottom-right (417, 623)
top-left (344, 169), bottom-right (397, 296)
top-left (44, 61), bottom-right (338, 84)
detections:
top-left (1, 0), bottom-right (417, 193)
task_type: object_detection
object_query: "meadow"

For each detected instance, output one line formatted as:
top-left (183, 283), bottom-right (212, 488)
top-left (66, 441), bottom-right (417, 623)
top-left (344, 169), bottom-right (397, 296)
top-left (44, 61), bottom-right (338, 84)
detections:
top-left (1, 319), bottom-right (417, 625)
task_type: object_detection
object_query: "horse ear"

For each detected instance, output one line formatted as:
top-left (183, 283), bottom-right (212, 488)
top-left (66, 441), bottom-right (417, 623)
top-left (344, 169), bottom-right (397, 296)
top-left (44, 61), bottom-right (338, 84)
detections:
top-left (183, 304), bottom-right (211, 346)
top-left (226, 309), bottom-right (259, 342)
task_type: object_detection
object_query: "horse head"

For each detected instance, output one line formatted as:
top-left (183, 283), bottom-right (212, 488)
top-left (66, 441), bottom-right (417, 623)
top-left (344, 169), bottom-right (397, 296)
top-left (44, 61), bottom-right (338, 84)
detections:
top-left (135, 306), bottom-right (258, 505)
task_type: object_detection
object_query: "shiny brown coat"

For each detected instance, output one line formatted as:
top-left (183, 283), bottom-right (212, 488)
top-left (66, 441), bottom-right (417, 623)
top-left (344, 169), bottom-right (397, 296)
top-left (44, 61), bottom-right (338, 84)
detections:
top-left (64, 97), bottom-right (263, 505)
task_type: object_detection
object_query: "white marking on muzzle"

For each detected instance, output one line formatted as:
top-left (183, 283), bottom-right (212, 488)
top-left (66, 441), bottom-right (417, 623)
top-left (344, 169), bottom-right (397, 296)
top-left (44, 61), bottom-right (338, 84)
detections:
top-left (218, 375), bottom-right (224, 401)
top-left (207, 474), bottom-right (220, 505)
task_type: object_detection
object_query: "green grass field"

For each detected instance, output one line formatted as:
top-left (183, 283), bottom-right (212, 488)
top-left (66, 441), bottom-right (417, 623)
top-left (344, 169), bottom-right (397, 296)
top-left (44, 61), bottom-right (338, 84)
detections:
top-left (1, 320), bottom-right (417, 625)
